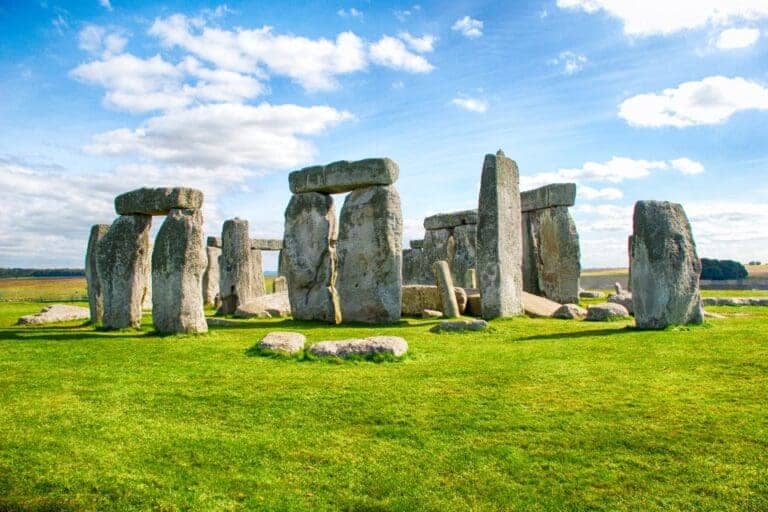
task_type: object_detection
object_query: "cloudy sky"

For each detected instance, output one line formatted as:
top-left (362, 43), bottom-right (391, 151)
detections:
top-left (1, 0), bottom-right (767, 270)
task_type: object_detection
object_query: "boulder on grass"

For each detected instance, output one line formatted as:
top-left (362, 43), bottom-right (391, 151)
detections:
top-left (308, 336), bottom-right (408, 358)
top-left (586, 303), bottom-right (630, 321)
top-left (18, 304), bottom-right (90, 325)
top-left (430, 319), bottom-right (489, 332)
top-left (553, 303), bottom-right (587, 320)
top-left (234, 291), bottom-right (291, 318)
top-left (258, 332), bottom-right (306, 354)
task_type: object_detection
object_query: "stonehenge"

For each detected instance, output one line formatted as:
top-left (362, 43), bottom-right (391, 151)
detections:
top-left (218, 219), bottom-right (256, 315)
top-left (85, 224), bottom-right (110, 324)
top-left (432, 260), bottom-right (461, 318)
top-left (283, 158), bottom-right (402, 323)
top-left (203, 237), bottom-right (221, 306)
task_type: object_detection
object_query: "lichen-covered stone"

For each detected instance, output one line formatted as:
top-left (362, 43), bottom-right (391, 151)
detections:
top-left (289, 158), bottom-right (399, 194)
top-left (258, 331), bottom-right (306, 354)
top-left (423, 209), bottom-right (478, 230)
top-left (18, 304), bottom-right (90, 325)
top-left (207, 236), bottom-right (222, 248)
top-left (203, 246), bottom-right (221, 306)
top-left (251, 248), bottom-right (266, 297)
top-left (218, 219), bottom-right (255, 315)
top-left (152, 208), bottom-right (207, 333)
top-left (430, 319), bottom-right (488, 333)
top-left (630, 200), bottom-right (704, 329)
top-left (526, 206), bottom-right (581, 304)
top-left (337, 185), bottom-right (402, 323)
top-left (401, 285), bottom-right (467, 316)
top-left (522, 291), bottom-right (561, 318)
top-left (115, 187), bottom-right (203, 215)
top-left (85, 224), bottom-right (110, 324)
top-left (553, 303), bottom-right (587, 320)
top-left (586, 303), bottom-right (630, 321)
top-left (420, 228), bottom-right (452, 284)
top-left (422, 309), bottom-right (443, 318)
top-left (432, 260), bottom-right (460, 318)
top-left (410, 239), bottom-right (424, 250)
top-left (520, 183), bottom-right (576, 212)
top-left (251, 239), bottom-right (283, 251)
top-left (402, 248), bottom-right (422, 285)
top-left (235, 292), bottom-right (291, 318)
top-left (608, 291), bottom-right (634, 314)
top-left (451, 224), bottom-right (477, 288)
top-left (579, 290), bottom-right (605, 299)
top-left (308, 336), bottom-right (408, 358)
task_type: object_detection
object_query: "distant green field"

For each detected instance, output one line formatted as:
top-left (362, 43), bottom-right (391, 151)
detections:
top-left (0, 280), bottom-right (767, 510)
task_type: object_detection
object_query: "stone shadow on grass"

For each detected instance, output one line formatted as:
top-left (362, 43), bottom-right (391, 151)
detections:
top-left (516, 326), bottom-right (636, 342)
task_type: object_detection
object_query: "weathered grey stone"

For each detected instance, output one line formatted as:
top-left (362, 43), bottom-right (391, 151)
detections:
top-left (273, 276), bottom-right (287, 293)
top-left (521, 211), bottom-right (540, 296)
top-left (630, 200), bottom-right (704, 329)
top-left (579, 290), bottom-right (605, 299)
top-left (451, 224), bottom-right (477, 288)
top-left (283, 193), bottom-right (340, 323)
top-left (337, 185), bottom-right (402, 323)
top-left (234, 291), bottom-right (291, 318)
top-left (410, 239), bottom-right (424, 250)
top-left (423, 209), bottom-right (478, 230)
top-left (96, 214), bottom-right (152, 329)
top-left (251, 248), bottom-right (266, 297)
top-left (402, 248), bottom-right (423, 285)
top-left (251, 239), bottom-right (283, 251)
top-left (553, 303), bottom-right (588, 320)
top-left (18, 304), bottom-right (90, 325)
top-left (85, 224), bottom-right (110, 324)
top-left (477, 151), bottom-right (524, 318)
top-left (207, 236), bottom-right (222, 248)
top-left (422, 309), bottom-right (443, 318)
top-left (465, 269), bottom-right (478, 289)
top-left (420, 228), bottom-right (452, 284)
top-left (520, 183), bottom-right (576, 212)
top-left (142, 256), bottom-right (153, 311)
top-left (586, 303), bottom-right (630, 321)
top-left (115, 187), bottom-right (203, 215)
top-left (151, 208), bottom-right (207, 334)
top-left (203, 246), bottom-right (221, 306)
top-left (218, 219), bottom-right (256, 315)
top-left (308, 336), bottom-right (408, 358)
top-left (289, 158), bottom-right (399, 194)
top-left (522, 291), bottom-right (561, 318)
top-left (614, 282), bottom-right (623, 294)
top-left (258, 331), bottom-right (306, 354)
top-left (432, 260), bottom-right (460, 318)
top-left (526, 206), bottom-right (581, 304)
top-left (464, 288), bottom-right (482, 317)
top-left (430, 319), bottom-right (488, 333)
top-left (608, 291), bottom-right (634, 314)
top-left (401, 285), bottom-right (467, 316)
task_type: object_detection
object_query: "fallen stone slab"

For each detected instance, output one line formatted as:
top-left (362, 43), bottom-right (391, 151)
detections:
top-left (586, 303), bottom-right (630, 321)
top-left (520, 183), bottom-right (576, 212)
top-left (251, 239), bottom-right (283, 251)
top-left (401, 285), bottom-right (467, 316)
top-left (234, 291), bottom-right (291, 318)
top-left (18, 304), bottom-right (90, 325)
top-left (289, 158), bottom-right (399, 194)
top-left (422, 309), bottom-right (443, 318)
top-left (579, 290), bottom-right (605, 299)
top-left (308, 336), bottom-right (408, 358)
top-left (258, 332), bottom-right (306, 354)
top-left (430, 319), bottom-right (489, 333)
top-left (115, 187), bottom-right (203, 215)
top-left (553, 303), bottom-right (588, 320)
top-left (423, 209), bottom-right (478, 230)
top-left (522, 291), bottom-right (561, 318)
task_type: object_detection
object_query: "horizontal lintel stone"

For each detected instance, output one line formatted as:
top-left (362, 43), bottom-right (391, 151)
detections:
top-left (251, 238), bottom-right (283, 251)
top-left (520, 183), bottom-right (576, 212)
top-left (289, 158), bottom-right (399, 194)
top-left (115, 187), bottom-right (203, 215)
top-left (423, 209), bottom-right (478, 230)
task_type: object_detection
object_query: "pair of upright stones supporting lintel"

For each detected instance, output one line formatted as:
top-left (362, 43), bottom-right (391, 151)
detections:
top-left (283, 158), bottom-right (403, 323)
top-left (86, 187), bottom-right (207, 333)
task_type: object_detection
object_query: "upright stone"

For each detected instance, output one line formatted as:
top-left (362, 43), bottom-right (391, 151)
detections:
top-left (528, 206), bottom-right (580, 304)
top-left (452, 224), bottom-right (477, 288)
top-left (274, 276), bottom-right (287, 293)
top-left (432, 260), bottom-right (460, 318)
top-left (337, 185), bottom-right (402, 323)
top-left (630, 201), bottom-right (703, 329)
top-left (477, 150), bottom-right (524, 318)
top-left (283, 193), bottom-right (340, 323)
top-left (289, 158), bottom-right (399, 194)
top-left (203, 244), bottom-right (221, 306)
top-left (465, 268), bottom-right (478, 289)
top-left (85, 224), bottom-right (110, 324)
top-left (96, 214), bottom-right (152, 329)
top-left (402, 248), bottom-right (422, 284)
top-left (421, 228), bottom-right (453, 284)
top-left (218, 219), bottom-right (255, 315)
top-left (521, 211), bottom-right (541, 295)
top-left (251, 248), bottom-right (266, 297)
top-left (152, 208), bottom-right (207, 333)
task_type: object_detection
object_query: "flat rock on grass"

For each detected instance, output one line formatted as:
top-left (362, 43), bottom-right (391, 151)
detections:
top-left (308, 336), bottom-right (408, 358)
top-left (553, 303), bottom-right (587, 320)
top-left (258, 332), bottom-right (306, 354)
top-left (18, 304), bottom-right (90, 325)
top-left (522, 291), bottom-right (561, 317)
top-left (430, 319), bottom-right (489, 332)
top-left (586, 303), bottom-right (630, 321)
top-left (234, 292), bottom-right (291, 318)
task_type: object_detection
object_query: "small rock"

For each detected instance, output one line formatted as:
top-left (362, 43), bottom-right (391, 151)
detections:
top-left (308, 336), bottom-right (408, 358)
top-left (18, 304), bottom-right (90, 325)
top-left (430, 319), bottom-right (489, 332)
top-left (608, 292), bottom-right (633, 314)
top-left (258, 331), bottom-right (306, 354)
top-left (579, 290), bottom-right (605, 299)
top-left (553, 303), bottom-right (587, 320)
top-left (586, 303), bottom-right (630, 321)
top-left (422, 309), bottom-right (443, 318)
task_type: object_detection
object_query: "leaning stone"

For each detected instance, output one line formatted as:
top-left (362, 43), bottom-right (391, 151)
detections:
top-left (630, 200), bottom-right (704, 329)
top-left (273, 276), bottom-right (287, 293)
top-left (207, 236), bottom-right (222, 248)
top-left (203, 245), bottom-right (221, 306)
top-left (432, 260), bottom-right (460, 318)
top-left (586, 303), bottom-right (630, 321)
top-left (85, 224), bottom-right (110, 324)
top-left (423, 209), bottom-right (478, 230)
top-left (308, 336), bottom-right (408, 358)
top-left (234, 291), bottom-right (291, 318)
top-left (410, 239), bottom-right (424, 250)
top-left (18, 304), bottom-right (90, 325)
top-left (476, 150), bottom-right (524, 318)
top-left (553, 303), bottom-right (588, 320)
top-left (115, 187), bottom-right (203, 215)
top-left (258, 331), bottom-right (306, 354)
top-left (422, 309), bottom-right (443, 318)
top-left (522, 291), bottom-right (561, 318)
top-left (152, 208), bottom-right (207, 334)
top-left (289, 158), bottom-right (399, 194)
top-left (608, 292), bottom-right (634, 314)
top-left (579, 290), bottom-right (605, 299)
top-left (336, 185), bottom-right (402, 323)
top-left (96, 214), bottom-right (152, 329)
top-left (218, 218), bottom-right (256, 315)
top-left (401, 285), bottom-right (467, 316)
top-left (430, 319), bottom-right (489, 333)
top-left (520, 183), bottom-right (576, 213)
top-left (251, 239), bottom-right (283, 251)
top-left (451, 224), bottom-right (477, 289)
top-left (283, 193), bottom-right (340, 323)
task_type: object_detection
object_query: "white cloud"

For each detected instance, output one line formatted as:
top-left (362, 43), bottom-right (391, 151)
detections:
top-left (619, 76), bottom-right (768, 128)
top-left (716, 27), bottom-right (761, 49)
top-left (394, 5), bottom-right (421, 22)
top-left (338, 8), bottom-right (363, 19)
top-left (549, 50), bottom-right (587, 75)
top-left (78, 25), bottom-right (127, 56)
top-left (369, 36), bottom-right (434, 72)
top-left (85, 102), bottom-right (353, 169)
top-left (452, 16), bottom-right (483, 38)
top-left (578, 186), bottom-right (623, 201)
top-left (398, 32), bottom-right (436, 53)
top-left (669, 157), bottom-right (704, 175)
top-left (451, 96), bottom-right (488, 113)
top-left (556, 0), bottom-right (768, 37)
top-left (99, 0), bottom-right (112, 11)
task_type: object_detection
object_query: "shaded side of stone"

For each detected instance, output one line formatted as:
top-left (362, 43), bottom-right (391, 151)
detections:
top-left (203, 246), bottom-right (221, 306)
top-left (451, 224), bottom-right (477, 288)
top-left (420, 228), bottom-right (452, 284)
top-left (85, 224), bottom-right (110, 324)
top-left (529, 206), bottom-right (581, 304)
top-left (251, 248), bottom-right (266, 297)
top-left (251, 239), bottom-right (283, 251)
top-left (402, 248), bottom-right (422, 285)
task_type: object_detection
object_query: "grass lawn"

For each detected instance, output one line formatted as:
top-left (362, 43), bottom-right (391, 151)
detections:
top-left (0, 290), bottom-right (767, 510)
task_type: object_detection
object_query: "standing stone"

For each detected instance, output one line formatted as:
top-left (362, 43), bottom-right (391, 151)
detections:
top-left (203, 245), bottom-right (221, 306)
top-left (420, 228), bottom-right (452, 284)
top-left (142, 251), bottom-right (153, 311)
top-left (451, 224), bottom-right (477, 288)
top-left (627, 235), bottom-right (633, 291)
top-left (274, 276), bottom-right (287, 293)
top-left (432, 260), bottom-right (460, 318)
top-left (152, 208), bottom-right (207, 333)
top-left (402, 248), bottom-right (422, 284)
top-left (96, 214), bottom-right (152, 329)
top-left (85, 224), bottom-right (110, 324)
top-left (521, 211), bottom-right (541, 296)
top-left (218, 219), bottom-right (255, 315)
top-left (465, 268), bottom-right (478, 289)
top-left (630, 201), bottom-right (703, 329)
top-left (477, 150), bottom-right (523, 318)
top-left (337, 185), bottom-right (402, 323)
top-left (528, 206), bottom-right (580, 304)
top-left (283, 193), bottom-right (340, 323)
top-left (251, 248), bottom-right (266, 297)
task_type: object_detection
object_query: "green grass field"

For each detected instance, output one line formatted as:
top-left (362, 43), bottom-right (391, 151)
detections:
top-left (0, 282), bottom-right (767, 511)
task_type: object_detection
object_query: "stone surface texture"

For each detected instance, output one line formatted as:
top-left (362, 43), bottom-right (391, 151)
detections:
top-left (430, 319), bottom-right (489, 333)
top-left (115, 187), bottom-right (203, 215)
top-left (308, 336), bottom-right (408, 358)
top-left (203, 246), bottom-right (221, 306)
top-left (273, 276), bottom-right (287, 293)
top-left (401, 285), bottom-right (467, 316)
top-left (85, 224), bottom-right (110, 324)
top-left (522, 291), bottom-right (561, 317)
top-left (608, 291), bottom-right (634, 314)
top-left (258, 331), bottom-right (306, 354)
top-left (419, 228), bottom-right (452, 284)
top-left (218, 219), bottom-right (255, 315)
top-left (630, 200), bottom-right (704, 329)
top-left (18, 304), bottom-right (90, 325)
top-left (520, 183), bottom-right (576, 212)
top-left (451, 224), bottom-right (477, 288)
top-left (402, 248), bottom-right (423, 285)
top-left (251, 248), bottom-right (266, 297)
top-left (553, 303), bottom-right (588, 320)
top-left (289, 158), bottom-right (399, 194)
top-left (432, 260), bottom-right (460, 318)
top-left (586, 303), bottom-right (630, 321)
top-left (422, 309), bottom-right (443, 318)
top-left (410, 239), bottom-right (424, 250)
top-left (476, 151), bottom-right (524, 318)
top-left (526, 206), bottom-right (581, 304)
top-left (234, 291), bottom-right (291, 318)
top-left (251, 239), bottom-right (283, 251)
top-left (423, 209), bottom-right (478, 230)
top-left (207, 236), bottom-right (222, 248)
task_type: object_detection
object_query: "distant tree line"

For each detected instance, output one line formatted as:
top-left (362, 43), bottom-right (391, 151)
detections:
top-left (700, 259), bottom-right (748, 281)
top-left (0, 268), bottom-right (85, 278)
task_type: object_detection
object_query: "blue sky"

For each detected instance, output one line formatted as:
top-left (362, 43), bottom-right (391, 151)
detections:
top-left (1, 0), bottom-right (767, 270)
